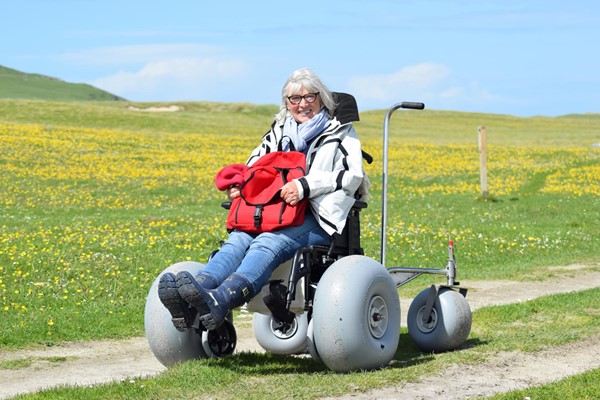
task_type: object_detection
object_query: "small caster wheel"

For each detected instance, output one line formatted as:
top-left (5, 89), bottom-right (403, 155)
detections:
top-left (202, 319), bottom-right (237, 358)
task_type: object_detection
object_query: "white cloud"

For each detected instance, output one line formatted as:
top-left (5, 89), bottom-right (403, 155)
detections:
top-left (348, 63), bottom-right (451, 102)
top-left (348, 63), bottom-right (507, 112)
top-left (90, 57), bottom-right (247, 101)
top-left (440, 87), bottom-right (464, 99)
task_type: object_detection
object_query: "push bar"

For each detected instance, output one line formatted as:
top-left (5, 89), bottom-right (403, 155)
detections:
top-left (399, 102), bottom-right (425, 110)
top-left (381, 101), bottom-right (425, 267)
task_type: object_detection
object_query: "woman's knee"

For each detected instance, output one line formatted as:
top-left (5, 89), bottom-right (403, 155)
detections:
top-left (249, 233), bottom-right (292, 256)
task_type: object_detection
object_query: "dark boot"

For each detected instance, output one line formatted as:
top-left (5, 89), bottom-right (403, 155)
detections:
top-left (201, 274), bottom-right (254, 330)
top-left (157, 272), bottom-right (194, 331)
top-left (158, 271), bottom-right (216, 331)
top-left (176, 271), bottom-right (219, 319)
top-left (181, 273), bottom-right (253, 331)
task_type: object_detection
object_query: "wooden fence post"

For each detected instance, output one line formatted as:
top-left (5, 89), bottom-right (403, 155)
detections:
top-left (478, 126), bottom-right (488, 195)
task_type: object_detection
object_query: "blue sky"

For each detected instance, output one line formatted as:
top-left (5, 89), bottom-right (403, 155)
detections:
top-left (2, 0), bottom-right (598, 116)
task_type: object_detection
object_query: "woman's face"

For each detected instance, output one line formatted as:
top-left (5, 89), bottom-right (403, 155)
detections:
top-left (287, 86), bottom-right (322, 124)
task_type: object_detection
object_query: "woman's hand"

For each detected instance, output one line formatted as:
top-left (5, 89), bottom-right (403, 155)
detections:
top-left (280, 181), bottom-right (301, 205)
top-left (227, 185), bottom-right (241, 201)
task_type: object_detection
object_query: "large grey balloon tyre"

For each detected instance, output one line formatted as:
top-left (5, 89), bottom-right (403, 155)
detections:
top-left (144, 261), bottom-right (208, 366)
top-left (252, 312), bottom-right (309, 355)
top-left (407, 287), bottom-right (472, 353)
top-left (312, 255), bottom-right (401, 372)
top-left (306, 319), bottom-right (321, 363)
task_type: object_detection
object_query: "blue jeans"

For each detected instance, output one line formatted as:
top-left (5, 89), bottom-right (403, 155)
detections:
top-left (200, 211), bottom-right (330, 296)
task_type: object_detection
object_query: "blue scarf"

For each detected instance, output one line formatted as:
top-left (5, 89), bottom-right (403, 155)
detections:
top-left (281, 108), bottom-right (330, 152)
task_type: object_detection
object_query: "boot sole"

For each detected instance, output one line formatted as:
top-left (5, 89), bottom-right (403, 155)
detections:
top-left (176, 271), bottom-right (211, 317)
top-left (200, 313), bottom-right (219, 331)
top-left (157, 273), bottom-right (193, 331)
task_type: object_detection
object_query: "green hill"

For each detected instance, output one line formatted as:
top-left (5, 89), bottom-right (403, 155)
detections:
top-left (0, 65), bottom-right (126, 101)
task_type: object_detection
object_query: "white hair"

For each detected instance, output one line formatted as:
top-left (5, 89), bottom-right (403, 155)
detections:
top-left (275, 68), bottom-right (336, 123)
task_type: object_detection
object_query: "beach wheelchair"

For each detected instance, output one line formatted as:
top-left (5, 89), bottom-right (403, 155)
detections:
top-left (144, 100), bottom-right (472, 373)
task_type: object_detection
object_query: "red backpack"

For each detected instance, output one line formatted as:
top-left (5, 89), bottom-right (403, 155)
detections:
top-left (222, 151), bottom-right (308, 234)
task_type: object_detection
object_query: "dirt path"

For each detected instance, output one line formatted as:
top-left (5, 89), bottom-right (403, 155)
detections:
top-left (322, 337), bottom-right (600, 400)
top-left (1, 264), bottom-right (599, 399)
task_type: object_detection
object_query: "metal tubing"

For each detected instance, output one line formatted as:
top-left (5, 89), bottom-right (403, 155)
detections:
top-left (387, 266), bottom-right (449, 288)
top-left (388, 266), bottom-right (448, 276)
top-left (380, 102), bottom-right (425, 267)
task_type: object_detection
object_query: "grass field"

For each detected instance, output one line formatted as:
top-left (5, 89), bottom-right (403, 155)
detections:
top-left (0, 99), bottom-right (599, 398)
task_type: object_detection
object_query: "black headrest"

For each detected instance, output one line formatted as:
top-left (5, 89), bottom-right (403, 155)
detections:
top-left (332, 92), bottom-right (360, 124)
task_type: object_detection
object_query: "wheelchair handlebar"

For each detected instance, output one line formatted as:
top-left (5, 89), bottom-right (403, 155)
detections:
top-left (400, 102), bottom-right (425, 110)
top-left (381, 101), bottom-right (425, 267)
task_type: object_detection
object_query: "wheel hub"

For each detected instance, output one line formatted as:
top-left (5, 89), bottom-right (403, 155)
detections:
top-left (270, 316), bottom-right (298, 339)
top-left (368, 295), bottom-right (388, 338)
top-left (416, 306), bottom-right (438, 333)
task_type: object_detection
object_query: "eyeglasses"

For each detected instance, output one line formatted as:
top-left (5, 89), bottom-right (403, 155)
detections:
top-left (287, 92), bottom-right (319, 105)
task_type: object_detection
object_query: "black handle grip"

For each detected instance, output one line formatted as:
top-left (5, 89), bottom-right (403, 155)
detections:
top-left (401, 102), bottom-right (425, 110)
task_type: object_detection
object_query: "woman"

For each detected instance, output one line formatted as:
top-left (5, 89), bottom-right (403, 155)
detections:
top-left (158, 68), bottom-right (369, 331)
